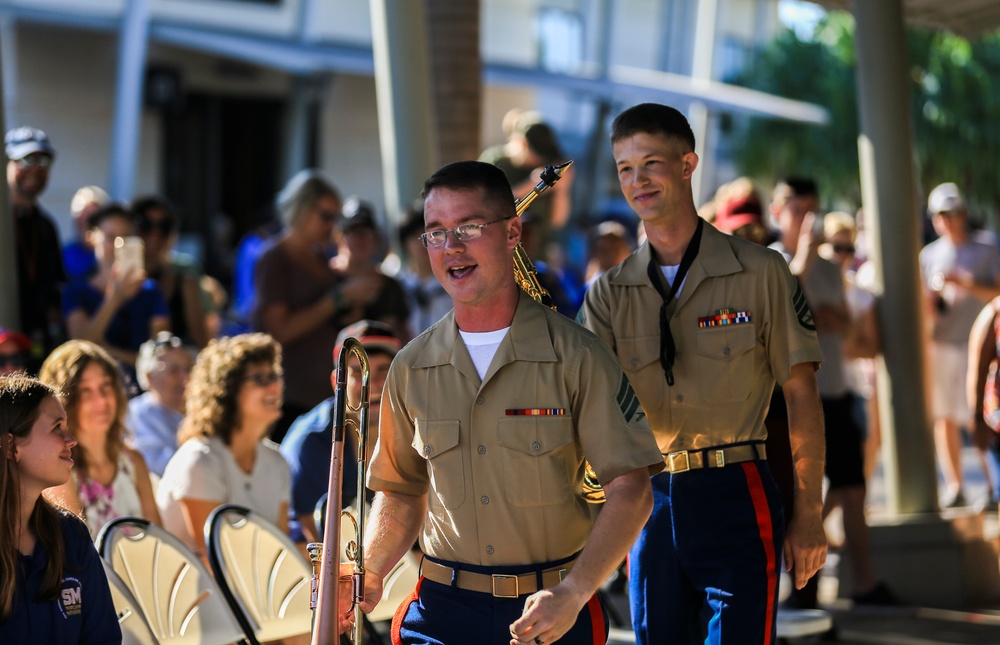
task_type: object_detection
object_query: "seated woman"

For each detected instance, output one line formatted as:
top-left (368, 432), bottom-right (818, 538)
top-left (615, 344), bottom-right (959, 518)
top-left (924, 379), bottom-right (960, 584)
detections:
top-left (62, 203), bottom-right (170, 377)
top-left (0, 375), bottom-right (120, 643)
top-left (156, 333), bottom-right (291, 563)
top-left (41, 340), bottom-right (161, 539)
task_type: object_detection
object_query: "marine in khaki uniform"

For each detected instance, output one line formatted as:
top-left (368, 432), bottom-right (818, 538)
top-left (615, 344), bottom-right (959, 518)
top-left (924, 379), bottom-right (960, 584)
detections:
top-left (353, 161), bottom-right (664, 645)
top-left (578, 103), bottom-right (827, 645)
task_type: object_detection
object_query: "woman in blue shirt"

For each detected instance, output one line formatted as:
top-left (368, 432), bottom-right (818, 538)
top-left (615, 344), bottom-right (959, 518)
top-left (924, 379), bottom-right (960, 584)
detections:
top-left (0, 375), bottom-right (120, 643)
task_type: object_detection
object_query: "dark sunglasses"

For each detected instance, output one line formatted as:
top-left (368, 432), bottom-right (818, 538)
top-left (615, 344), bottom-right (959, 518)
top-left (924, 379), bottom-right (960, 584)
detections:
top-left (138, 219), bottom-right (175, 235)
top-left (317, 209), bottom-right (339, 223)
top-left (832, 244), bottom-right (855, 255)
top-left (244, 371), bottom-right (282, 387)
top-left (14, 154), bottom-right (53, 169)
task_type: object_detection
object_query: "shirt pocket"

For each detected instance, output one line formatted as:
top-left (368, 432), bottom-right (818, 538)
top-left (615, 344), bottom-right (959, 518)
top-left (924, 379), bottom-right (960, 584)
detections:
top-left (498, 417), bottom-right (575, 507)
top-left (413, 419), bottom-right (465, 509)
top-left (615, 335), bottom-right (664, 417)
top-left (694, 324), bottom-right (756, 402)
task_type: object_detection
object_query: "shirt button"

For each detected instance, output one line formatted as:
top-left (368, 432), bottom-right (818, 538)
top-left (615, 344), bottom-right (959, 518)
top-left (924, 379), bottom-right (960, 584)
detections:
top-left (486, 545), bottom-right (495, 554)
top-left (476, 396), bottom-right (485, 404)
top-left (723, 346), bottom-right (732, 356)
top-left (423, 445), bottom-right (431, 456)
top-left (531, 441), bottom-right (541, 452)
top-left (630, 357), bottom-right (639, 367)
top-left (676, 394), bottom-right (684, 403)
top-left (478, 445), bottom-right (487, 455)
top-left (481, 495), bottom-right (489, 505)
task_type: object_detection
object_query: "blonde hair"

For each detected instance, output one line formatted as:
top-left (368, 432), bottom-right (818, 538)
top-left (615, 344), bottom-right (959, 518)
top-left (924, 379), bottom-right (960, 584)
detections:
top-left (276, 169), bottom-right (341, 228)
top-left (70, 185), bottom-right (110, 218)
top-left (824, 211), bottom-right (857, 242)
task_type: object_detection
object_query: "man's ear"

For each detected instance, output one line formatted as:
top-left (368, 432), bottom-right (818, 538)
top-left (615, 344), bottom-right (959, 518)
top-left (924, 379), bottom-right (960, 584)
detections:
top-left (681, 151), bottom-right (700, 180)
top-left (507, 216), bottom-right (522, 249)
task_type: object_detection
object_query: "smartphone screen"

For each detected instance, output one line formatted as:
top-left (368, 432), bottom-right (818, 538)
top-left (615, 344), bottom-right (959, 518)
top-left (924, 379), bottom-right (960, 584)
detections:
top-left (114, 236), bottom-right (144, 276)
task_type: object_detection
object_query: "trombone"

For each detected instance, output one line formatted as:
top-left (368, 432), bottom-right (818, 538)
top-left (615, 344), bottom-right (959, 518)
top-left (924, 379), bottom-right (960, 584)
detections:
top-left (511, 161), bottom-right (605, 504)
top-left (308, 338), bottom-right (370, 645)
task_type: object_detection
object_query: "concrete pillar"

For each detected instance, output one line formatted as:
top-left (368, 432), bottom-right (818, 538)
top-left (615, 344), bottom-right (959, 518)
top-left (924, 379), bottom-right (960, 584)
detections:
top-left (369, 0), bottom-right (438, 228)
top-left (688, 0), bottom-right (719, 205)
top-left (852, 0), bottom-right (938, 515)
top-left (109, 0), bottom-right (151, 201)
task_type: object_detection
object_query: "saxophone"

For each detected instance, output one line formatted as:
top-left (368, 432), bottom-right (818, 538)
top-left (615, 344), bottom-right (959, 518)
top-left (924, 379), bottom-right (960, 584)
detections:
top-left (511, 161), bottom-right (604, 504)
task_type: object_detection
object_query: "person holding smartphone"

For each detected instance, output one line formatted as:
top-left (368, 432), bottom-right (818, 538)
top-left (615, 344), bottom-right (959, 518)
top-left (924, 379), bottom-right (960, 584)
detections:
top-left (62, 203), bottom-right (170, 376)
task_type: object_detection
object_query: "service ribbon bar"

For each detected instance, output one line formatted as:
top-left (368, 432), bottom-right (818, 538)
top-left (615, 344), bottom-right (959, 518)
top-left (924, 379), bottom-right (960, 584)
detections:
top-left (698, 308), bottom-right (752, 328)
top-left (505, 408), bottom-right (566, 416)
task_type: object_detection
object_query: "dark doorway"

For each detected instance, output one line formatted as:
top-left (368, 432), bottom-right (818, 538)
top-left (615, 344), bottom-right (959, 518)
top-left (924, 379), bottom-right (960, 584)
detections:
top-left (161, 93), bottom-right (285, 287)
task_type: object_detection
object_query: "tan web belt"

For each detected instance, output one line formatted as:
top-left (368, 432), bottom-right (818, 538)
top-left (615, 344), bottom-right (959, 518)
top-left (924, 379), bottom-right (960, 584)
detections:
top-left (420, 558), bottom-right (574, 598)
top-left (664, 443), bottom-right (766, 474)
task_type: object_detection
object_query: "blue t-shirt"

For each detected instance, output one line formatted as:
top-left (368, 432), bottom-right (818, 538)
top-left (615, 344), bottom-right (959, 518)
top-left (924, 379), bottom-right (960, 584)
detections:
top-left (62, 240), bottom-right (98, 281)
top-left (62, 278), bottom-right (169, 353)
top-left (280, 396), bottom-right (358, 541)
top-left (0, 513), bottom-right (121, 644)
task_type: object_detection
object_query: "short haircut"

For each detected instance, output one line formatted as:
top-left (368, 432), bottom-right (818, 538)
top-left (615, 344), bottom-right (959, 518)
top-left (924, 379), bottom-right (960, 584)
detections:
top-left (421, 161), bottom-right (516, 220)
top-left (86, 202), bottom-right (131, 230)
top-left (777, 177), bottom-right (818, 198)
top-left (130, 194), bottom-right (176, 228)
top-left (610, 103), bottom-right (696, 151)
top-left (135, 332), bottom-right (193, 392)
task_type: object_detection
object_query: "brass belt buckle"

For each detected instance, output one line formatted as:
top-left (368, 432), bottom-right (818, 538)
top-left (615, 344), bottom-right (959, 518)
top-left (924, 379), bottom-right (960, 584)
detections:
top-left (715, 449), bottom-right (726, 468)
top-left (667, 450), bottom-right (690, 473)
top-left (492, 574), bottom-right (519, 598)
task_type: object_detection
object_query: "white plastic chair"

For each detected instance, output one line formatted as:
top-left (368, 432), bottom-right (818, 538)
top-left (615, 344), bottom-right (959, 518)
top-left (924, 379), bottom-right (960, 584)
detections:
top-left (205, 504), bottom-right (314, 645)
top-left (102, 558), bottom-right (159, 645)
top-left (96, 516), bottom-right (249, 645)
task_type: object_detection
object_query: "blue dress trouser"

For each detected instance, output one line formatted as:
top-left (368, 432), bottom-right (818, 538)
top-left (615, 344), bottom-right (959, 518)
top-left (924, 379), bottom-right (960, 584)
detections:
top-left (392, 571), bottom-right (608, 644)
top-left (629, 460), bottom-right (784, 645)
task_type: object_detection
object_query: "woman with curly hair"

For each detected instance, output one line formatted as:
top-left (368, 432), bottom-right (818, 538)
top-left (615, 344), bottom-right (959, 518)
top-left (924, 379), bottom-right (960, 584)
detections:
top-left (156, 333), bottom-right (291, 562)
top-left (0, 375), bottom-right (120, 642)
top-left (42, 340), bottom-right (161, 539)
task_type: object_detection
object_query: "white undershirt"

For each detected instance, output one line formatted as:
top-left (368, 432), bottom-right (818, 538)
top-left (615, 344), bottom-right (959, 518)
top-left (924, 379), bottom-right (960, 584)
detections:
top-left (459, 327), bottom-right (510, 380)
top-left (661, 264), bottom-right (686, 295)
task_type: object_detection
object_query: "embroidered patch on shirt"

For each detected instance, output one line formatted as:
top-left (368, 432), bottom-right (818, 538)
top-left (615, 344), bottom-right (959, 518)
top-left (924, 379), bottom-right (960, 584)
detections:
top-left (505, 408), bottom-right (566, 416)
top-left (792, 283), bottom-right (816, 331)
top-left (697, 308), bottom-right (752, 327)
top-left (616, 374), bottom-right (645, 424)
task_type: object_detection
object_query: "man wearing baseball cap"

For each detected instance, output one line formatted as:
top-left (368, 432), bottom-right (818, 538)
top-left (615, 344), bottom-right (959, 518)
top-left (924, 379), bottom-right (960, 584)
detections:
top-left (920, 182), bottom-right (1000, 508)
top-left (5, 126), bottom-right (65, 371)
top-left (0, 326), bottom-right (31, 376)
top-left (280, 319), bottom-right (402, 543)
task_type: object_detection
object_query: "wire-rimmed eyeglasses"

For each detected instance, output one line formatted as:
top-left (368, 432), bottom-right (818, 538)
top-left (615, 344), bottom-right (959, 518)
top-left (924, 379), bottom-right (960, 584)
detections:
top-left (418, 216), bottom-right (512, 248)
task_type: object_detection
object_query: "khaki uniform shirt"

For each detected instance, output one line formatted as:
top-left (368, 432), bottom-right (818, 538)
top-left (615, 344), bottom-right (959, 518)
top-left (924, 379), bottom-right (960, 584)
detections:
top-left (579, 223), bottom-right (823, 454)
top-left (369, 292), bottom-right (663, 566)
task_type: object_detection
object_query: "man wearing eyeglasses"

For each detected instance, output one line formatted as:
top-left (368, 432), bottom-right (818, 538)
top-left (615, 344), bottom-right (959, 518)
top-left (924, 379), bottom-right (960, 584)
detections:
top-left (5, 126), bottom-right (65, 372)
top-left (578, 103), bottom-right (827, 645)
top-left (351, 161), bottom-right (663, 645)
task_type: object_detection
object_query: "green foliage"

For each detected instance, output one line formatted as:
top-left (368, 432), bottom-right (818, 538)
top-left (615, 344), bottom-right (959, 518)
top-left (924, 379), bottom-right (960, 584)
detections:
top-left (729, 13), bottom-right (1000, 220)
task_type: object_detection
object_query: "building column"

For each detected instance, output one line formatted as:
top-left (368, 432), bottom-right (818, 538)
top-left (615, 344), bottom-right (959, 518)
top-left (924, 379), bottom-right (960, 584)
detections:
top-left (369, 0), bottom-right (438, 228)
top-left (109, 0), bottom-right (152, 201)
top-left (0, 17), bottom-right (18, 329)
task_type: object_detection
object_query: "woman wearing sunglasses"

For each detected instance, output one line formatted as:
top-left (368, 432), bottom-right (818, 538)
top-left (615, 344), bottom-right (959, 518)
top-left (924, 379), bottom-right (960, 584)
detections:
top-left (0, 375), bottom-right (120, 643)
top-left (130, 196), bottom-right (210, 350)
top-left (156, 333), bottom-right (291, 563)
top-left (40, 340), bottom-right (161, 539)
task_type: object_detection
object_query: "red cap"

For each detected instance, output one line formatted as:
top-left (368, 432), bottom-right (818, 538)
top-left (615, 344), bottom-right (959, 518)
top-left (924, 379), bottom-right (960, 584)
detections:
top-left (0, 327), bottom-right (31, 352)
top-left (714, 194), bottom-right (763, 233)
top-left (334, 320), bottom-right (402, 362)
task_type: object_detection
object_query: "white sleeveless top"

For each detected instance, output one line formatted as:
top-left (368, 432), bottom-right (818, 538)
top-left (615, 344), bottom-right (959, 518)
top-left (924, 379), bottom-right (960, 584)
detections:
top-left (74, 451), bottom-right (144, 539)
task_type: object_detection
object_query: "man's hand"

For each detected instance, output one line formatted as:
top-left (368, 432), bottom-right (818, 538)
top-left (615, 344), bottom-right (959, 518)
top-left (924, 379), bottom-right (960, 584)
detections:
top-left (508, 581), bottom-right (587, 645)
top-left (783, 508), bottom-right (827, 589)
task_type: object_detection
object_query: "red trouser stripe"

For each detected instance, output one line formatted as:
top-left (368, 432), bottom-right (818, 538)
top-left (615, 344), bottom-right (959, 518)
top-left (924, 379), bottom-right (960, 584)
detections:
top-left (391, 577), bottom-right (423, 645)
top-left (586, 593), bottom-right (607, 645)
top-left (741, 462), bottom-right (777, 645)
